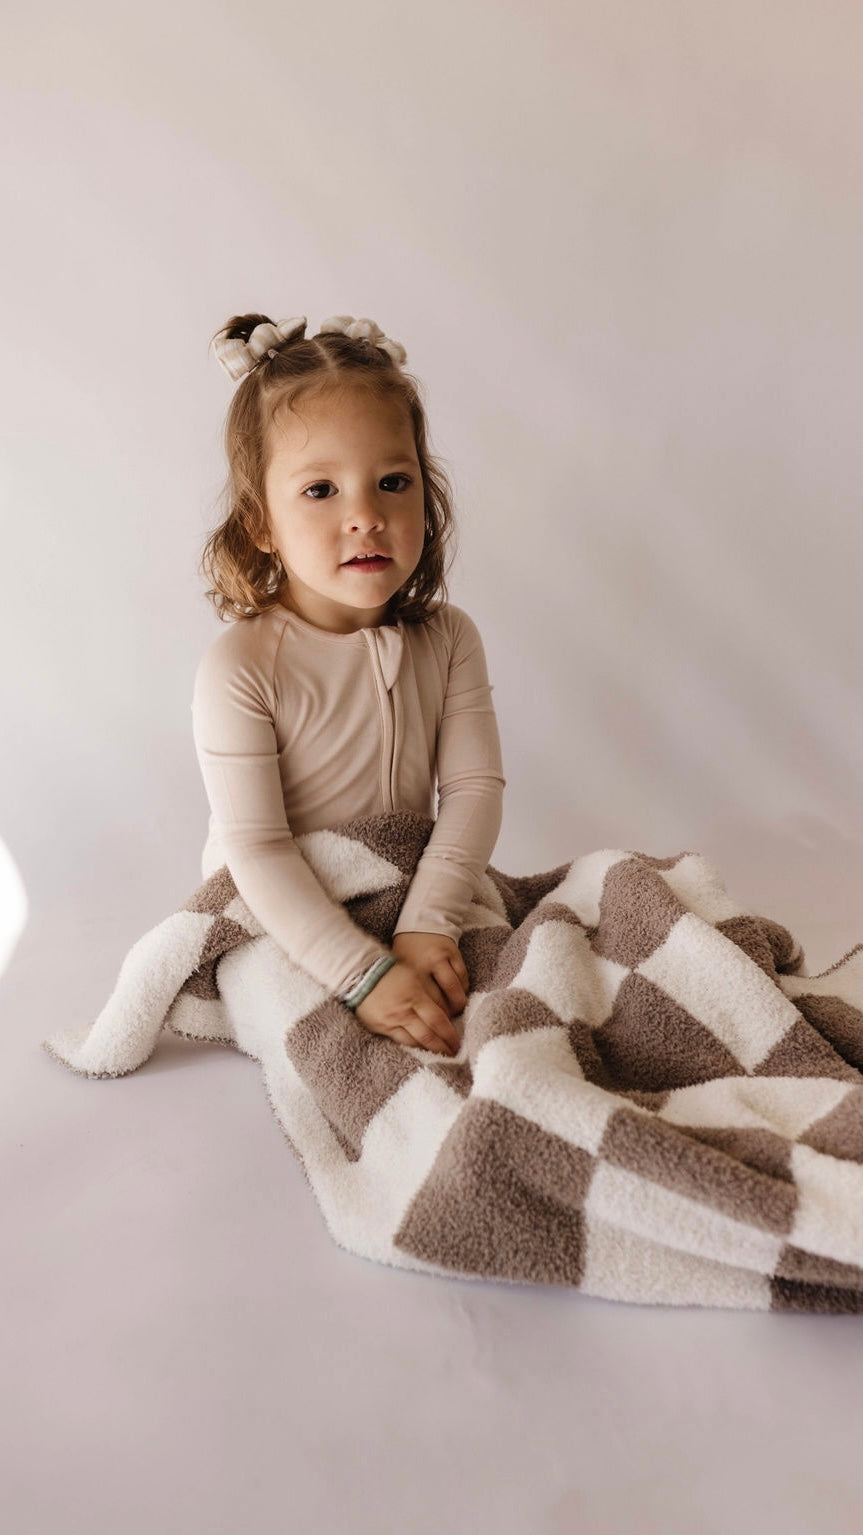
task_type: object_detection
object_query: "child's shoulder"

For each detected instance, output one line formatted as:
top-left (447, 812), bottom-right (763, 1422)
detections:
top-left (421, 599), bottom-right (483, 640)
top-left (192, 606), bottom-right (287, 688)
top-left (421, 600), bottom-right (487, 653)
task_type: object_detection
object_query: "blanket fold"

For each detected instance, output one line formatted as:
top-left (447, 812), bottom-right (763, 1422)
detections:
top-left (43, 810), bottom-right (863, 1313)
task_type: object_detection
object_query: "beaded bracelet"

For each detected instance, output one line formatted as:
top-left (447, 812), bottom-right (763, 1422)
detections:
top-left (338, 953), bottom-right (398, 1012)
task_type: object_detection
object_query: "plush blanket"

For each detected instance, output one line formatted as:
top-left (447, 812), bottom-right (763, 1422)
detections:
top-left (43, 810), bottom-right (863, 1313)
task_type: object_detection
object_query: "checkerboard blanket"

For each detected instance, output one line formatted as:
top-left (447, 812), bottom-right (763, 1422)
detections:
top-left (43, 810), bottom-right (863, 1313)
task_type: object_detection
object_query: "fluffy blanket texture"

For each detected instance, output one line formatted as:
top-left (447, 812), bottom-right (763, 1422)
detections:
top-left (43, 811), bottom-right (863, 1313)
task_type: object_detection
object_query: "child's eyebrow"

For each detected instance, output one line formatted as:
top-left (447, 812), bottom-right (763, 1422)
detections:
top-left (288, 456), bottom-right (416, 479)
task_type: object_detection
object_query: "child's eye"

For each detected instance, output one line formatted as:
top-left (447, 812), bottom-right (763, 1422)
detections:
top-left (303, 474), bottom-right (412, 500)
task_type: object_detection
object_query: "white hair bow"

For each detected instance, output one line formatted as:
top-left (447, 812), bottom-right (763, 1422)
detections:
top-left (317, 314), bottom-right (407, 366)
top-left (210, 316), bottom-right (308, 382)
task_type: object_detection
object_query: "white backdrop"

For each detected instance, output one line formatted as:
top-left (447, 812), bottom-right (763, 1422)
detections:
top-left (3, 1), bottom-right (863, 967)
top-left (5, 7), bottom-right (863, 1534)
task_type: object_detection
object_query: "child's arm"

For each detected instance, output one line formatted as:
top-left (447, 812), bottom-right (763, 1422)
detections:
top-left (190, 634), bottom-right (393, 997)
top-left (392, 606), bottom-right (506, 943)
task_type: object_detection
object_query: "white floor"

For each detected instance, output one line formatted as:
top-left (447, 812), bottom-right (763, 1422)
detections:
top-left (5, 874), bottom-right (863, 1535)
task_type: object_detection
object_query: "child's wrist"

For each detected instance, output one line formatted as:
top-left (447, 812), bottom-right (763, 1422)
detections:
top-left (338, 953), bottom-right (398, 1011)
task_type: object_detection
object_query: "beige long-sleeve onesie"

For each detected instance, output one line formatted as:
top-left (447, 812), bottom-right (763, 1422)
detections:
top-left (190, 599), bottom-right (506, 996)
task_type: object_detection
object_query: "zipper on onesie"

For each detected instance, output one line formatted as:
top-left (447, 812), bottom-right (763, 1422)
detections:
top-left (364, 626), bottom-right (402, 812)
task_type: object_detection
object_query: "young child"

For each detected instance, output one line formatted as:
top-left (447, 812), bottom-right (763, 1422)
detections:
top-left (192, 312), bottom-right (507, 1059)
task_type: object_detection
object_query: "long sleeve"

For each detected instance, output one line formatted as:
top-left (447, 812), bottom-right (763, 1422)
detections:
top-left (392, 608), bottom-right (506, 942)
top-left (190, 634), bottom-right (392, 996)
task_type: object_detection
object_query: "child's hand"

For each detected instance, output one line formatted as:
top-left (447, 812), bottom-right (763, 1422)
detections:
top-left (391, 932), bottom-right (470, 1020)
top-left (353, 958), bottom-right (461, 1056)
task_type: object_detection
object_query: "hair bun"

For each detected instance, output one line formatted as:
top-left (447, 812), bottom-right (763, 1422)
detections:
top-left (210, 315), bottom-right (308, 381)
top-left (318, 315), bottom-right (407, 366)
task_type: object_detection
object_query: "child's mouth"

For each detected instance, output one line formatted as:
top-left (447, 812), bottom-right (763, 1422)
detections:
top-left (342, 557), bottom-right (392, 572)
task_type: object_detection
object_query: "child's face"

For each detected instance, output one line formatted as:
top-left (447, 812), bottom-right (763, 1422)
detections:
top-left (261, 384), bottom-right (427, 633)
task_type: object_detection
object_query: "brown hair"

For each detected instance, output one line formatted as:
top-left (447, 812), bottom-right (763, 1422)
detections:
top-left (198, 313), bottom-right (458, 624)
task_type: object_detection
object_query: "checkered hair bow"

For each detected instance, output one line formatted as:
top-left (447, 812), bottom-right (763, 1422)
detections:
top-left (210, 314), bottom-right (407, 383)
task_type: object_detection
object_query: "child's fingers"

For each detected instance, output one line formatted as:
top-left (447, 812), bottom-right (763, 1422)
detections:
top-left (433, 960), bottom-right (469, 1017)
top-left (392, 1022), bottom-right (455, 1056)
top-left (451, 951), bottom-right (470, 988)
top-left (413, 996), bottom-right (461, 1054)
